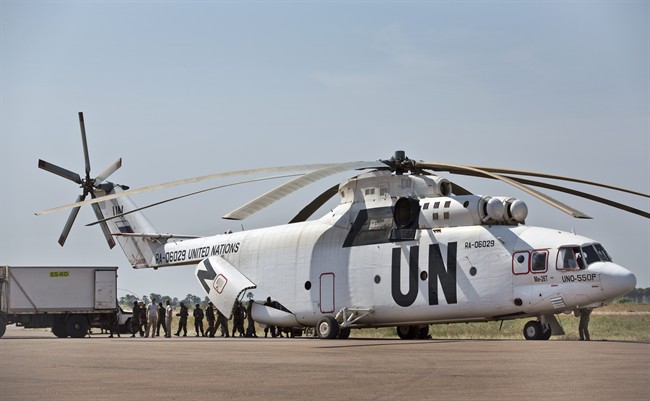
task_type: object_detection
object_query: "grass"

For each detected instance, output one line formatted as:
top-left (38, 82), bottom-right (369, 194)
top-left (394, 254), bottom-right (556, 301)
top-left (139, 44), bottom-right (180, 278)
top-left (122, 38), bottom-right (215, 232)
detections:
top-left (348, 304), bottom-right (650, 341)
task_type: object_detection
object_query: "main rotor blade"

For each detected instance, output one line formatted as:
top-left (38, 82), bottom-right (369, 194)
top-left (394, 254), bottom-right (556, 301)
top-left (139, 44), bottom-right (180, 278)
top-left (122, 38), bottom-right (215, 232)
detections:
top-left (86, 173), bottom-right (304, 227)
top-left (38, 159), bottom-right (82, 184)
top-left (90, 193), bottom-right (116, 249)
top-left (419, 162), bottom-right (592, 219)
top-left (468, 166), bottom-right (649, 198)
top-left (223, 161), bottom-right (386, 220)
top-left (504, 175), bottom-right (650, 219)
top-left (35, 163), bottom-right (335, 216)
top-left (58, 195), bottom-right (84, 246)
top-left (94, 158), bottom-right (122, 184)
top-left (289, 184), bottom-right (340, 224)
top-left (79, 112), bottom-right (91, 179)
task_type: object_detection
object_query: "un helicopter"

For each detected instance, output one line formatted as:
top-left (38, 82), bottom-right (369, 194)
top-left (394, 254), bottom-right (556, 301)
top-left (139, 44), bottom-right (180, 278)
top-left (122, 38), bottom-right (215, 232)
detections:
top-left (36, 113), bottom-right (645, 340)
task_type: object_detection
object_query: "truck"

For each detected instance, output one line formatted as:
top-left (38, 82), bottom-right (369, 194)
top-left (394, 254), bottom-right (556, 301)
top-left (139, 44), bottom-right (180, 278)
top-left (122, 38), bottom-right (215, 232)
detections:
top-left (0, 266), bottom-right (132, 338)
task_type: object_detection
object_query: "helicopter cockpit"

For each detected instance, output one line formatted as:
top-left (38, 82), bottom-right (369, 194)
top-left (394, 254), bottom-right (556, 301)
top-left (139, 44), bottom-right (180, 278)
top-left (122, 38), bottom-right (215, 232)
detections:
top-left (557, 243), bottom-right (613, 270)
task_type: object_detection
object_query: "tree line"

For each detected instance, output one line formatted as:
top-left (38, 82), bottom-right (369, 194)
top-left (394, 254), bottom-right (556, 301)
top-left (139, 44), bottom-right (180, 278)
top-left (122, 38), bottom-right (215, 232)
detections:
top-left (119, 293), bottom-right (209, 309)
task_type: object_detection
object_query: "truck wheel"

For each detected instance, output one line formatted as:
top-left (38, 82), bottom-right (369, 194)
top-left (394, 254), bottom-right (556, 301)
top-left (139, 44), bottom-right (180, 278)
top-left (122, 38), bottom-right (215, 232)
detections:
top-left (316, 316), bottom-right (339, 339)
top-left (0, 316), bottom-right (6, 338)
top-left (66, 315), bottom-right (89, 338)
top-left (52, 317), bottom-right (68, 338)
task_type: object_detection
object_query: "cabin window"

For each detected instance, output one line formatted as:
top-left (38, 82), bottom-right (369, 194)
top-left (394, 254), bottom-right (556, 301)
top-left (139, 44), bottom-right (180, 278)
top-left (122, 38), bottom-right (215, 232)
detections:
top-left (531, 250), bottom-right (548, 273)
top-left (444, 200), bottom-right (451, 208)
top-left (423, 203), bottom-right (429, 210)
top-left (512, 251), bottom-right (529, 274)
top-left (432, 212), bottom-right (439, 220)
top-left (433, 202), bottom-right (440, 209)
top-left (379, 186), bottom-right (388, 196)
top-left (364, 188), bottom-right (376, 196)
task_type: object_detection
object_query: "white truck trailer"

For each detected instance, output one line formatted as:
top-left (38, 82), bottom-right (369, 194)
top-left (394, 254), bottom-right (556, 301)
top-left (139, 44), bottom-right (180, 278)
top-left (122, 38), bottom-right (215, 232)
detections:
top-left (0, 266), bottom-right (130, 338)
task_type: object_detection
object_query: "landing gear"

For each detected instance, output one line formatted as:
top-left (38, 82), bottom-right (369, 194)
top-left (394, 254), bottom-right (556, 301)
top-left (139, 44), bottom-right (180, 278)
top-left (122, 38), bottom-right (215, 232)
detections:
top-left (523, 320), bottom-right (551, 340)
top-left (396, 325), bottom-right (430, 339)
top-left (316, 316), bottom-right (339, 339)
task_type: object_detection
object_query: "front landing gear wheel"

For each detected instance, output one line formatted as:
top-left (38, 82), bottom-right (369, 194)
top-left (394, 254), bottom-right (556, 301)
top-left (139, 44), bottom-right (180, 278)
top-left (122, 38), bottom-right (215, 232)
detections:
top-left (316, 316), bottom-right (339, 339)
top-left (396, 325), bottom-right (418, 339)
top-left (523, 321), bottom-right (543, 340)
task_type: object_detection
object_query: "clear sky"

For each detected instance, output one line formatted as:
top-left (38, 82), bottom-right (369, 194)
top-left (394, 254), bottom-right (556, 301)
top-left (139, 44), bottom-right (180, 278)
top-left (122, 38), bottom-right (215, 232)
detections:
top-left (1, 1), bottom-right (648, 300)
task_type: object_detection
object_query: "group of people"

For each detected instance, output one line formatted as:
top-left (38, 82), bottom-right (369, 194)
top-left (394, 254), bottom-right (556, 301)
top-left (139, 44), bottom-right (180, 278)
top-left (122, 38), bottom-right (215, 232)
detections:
top-left (128, 298), bottom-right (282, 339)
top-left (130, 298), bottom-right (174, 338)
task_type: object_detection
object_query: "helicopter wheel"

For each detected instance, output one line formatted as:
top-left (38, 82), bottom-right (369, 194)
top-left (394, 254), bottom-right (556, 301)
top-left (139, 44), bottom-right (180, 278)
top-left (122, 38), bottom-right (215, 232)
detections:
top-left (523, 321), bottom-right (543, 340)
top-left (316, 316), bottom-right (339, 339)
top-left (337, 327), bottom-right (351, 339)
top-left (396, 325), bottom-right (418, 339)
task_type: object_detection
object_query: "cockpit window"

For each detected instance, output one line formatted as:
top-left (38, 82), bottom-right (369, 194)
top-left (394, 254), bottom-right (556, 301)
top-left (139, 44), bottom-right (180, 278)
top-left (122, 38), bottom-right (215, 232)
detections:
top-left (594, 243), bottom-right (612, 262)
top-left (557, 244), bottom-right (613, 271)
top-left (581, 245), bottom-right (600, 266)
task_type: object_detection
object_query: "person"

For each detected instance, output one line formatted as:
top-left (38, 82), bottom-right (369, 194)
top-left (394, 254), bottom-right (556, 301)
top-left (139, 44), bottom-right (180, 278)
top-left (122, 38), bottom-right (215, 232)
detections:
top-left (145, 298), bottom-right (159, 338)
top-left (130, 300), bottom-right (141, 338)
top-left (232, 300), bottom-right (246, 337)
top-left (205, 302), bottom-right (216, 337)
top-left (165, 299), bottom-right (173, 338)
top-left (138, 301), bottom-right (147, 336)
top-left (263, 297), bottom-right (277, 338)
top-left (107, 308), bottom-right (121, 338)
top-left (156, 301), bottom-right (167, 337)
top-left (193, 303), bottom-right (205, 337)
top-left (578, 307), bottom-right (593, 341)
top-left (245, 300), bottom-right (257, 338)
top-left (215, 308), bottom-right (230, 337)
top-left (175, 302), bottom-right (188, 336)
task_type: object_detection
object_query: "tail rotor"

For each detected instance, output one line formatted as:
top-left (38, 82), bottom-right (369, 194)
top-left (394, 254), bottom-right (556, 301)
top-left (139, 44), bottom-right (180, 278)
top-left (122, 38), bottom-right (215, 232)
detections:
top-left (38, 112), bottom-right (122, 248)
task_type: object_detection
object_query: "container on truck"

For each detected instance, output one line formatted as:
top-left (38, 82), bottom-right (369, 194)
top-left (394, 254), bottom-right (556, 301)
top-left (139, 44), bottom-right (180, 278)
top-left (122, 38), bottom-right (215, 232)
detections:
top-left (0, 266), bottom-right (131, 338)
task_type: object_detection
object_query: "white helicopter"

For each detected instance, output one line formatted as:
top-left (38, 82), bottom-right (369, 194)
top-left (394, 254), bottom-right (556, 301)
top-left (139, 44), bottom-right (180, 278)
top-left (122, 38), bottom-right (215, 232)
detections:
top-left (37, 113), bottom-right (645, 340)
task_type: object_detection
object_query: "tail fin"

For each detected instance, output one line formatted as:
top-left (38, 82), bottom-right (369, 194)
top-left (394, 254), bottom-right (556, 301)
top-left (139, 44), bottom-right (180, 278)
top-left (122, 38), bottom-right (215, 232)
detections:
top-left (95, 184), bottom-right (161, 268)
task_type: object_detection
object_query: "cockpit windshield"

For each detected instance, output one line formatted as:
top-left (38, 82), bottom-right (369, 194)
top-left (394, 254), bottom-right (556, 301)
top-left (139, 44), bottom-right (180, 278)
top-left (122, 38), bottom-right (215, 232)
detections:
top-left (556, 243), bottom-right (612, 270)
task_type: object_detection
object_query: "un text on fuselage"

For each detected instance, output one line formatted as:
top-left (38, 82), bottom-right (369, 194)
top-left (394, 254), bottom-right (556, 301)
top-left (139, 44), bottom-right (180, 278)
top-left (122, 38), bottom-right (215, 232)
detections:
top-left (391, 242), bottom-right (458, 307)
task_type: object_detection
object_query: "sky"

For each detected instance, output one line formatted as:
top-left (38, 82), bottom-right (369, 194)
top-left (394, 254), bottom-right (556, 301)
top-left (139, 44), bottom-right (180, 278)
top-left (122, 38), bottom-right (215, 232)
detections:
top-left (1, 1), bottom-right (649, 300)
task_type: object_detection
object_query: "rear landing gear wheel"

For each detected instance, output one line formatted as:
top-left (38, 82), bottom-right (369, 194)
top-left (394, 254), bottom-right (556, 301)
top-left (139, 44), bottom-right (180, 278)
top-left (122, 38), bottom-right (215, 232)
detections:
top-left (316, 316), bottom-right (339, 339)
top-left (337, 327), bottom-right (351, 339)
top-left (396, 325), bottom-right (418, 339)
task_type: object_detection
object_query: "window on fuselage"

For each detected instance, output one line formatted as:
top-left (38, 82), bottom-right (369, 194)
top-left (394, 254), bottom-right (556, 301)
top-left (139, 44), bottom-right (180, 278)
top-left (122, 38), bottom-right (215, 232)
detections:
top-left (594, 243), bottom-right (612, 262)
top-left (557, 247), bottom-right (583, 270)
top-left (531, 250), bottom-right (548, 273)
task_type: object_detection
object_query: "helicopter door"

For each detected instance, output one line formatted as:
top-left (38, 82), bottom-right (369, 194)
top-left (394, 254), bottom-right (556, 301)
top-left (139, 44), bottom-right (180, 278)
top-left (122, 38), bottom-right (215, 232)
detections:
top-left (320, 272), bottom-right (335, 313)
top-left (195, 256), bottom-right (257, 318)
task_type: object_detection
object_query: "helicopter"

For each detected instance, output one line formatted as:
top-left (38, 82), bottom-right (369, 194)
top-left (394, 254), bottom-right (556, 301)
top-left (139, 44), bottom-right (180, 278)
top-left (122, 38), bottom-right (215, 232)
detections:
top-left (36, 112), bottom-right (645, 340)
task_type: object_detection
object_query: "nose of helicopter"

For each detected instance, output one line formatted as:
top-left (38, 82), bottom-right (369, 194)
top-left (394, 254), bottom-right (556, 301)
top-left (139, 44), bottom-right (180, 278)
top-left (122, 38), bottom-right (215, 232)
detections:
top-left (600, 263), bottom-right (637, 300)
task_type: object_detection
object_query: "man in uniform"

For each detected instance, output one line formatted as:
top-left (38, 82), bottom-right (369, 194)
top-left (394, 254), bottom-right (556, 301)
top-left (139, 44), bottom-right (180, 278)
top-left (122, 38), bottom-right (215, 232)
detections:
top-left (130, 300), bottom-right (141, 338)
top-left (174, 302), bottom-right (188, 336)
top-left (578, 307), bottom-right (593, 341)
top-left (215, 308), bottom-right (230, 337)
top-left (245, 300), bottom-right (258, 338)
top-left (205, 302), bottom-right (216, 337)
top-left (193, 303), bottom-right (205, 337)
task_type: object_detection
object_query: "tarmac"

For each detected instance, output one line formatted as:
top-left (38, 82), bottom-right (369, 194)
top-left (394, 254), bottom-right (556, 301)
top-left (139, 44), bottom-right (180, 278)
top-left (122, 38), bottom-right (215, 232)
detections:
top-left (1, 325), bottom-right (648, 401)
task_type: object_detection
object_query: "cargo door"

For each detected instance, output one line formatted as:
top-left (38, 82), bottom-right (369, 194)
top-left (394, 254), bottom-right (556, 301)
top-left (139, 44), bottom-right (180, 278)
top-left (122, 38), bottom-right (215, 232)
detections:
top-left (94, 270), bottom-right (117, 309)
top-left (196, 256), bottom-right (256, 318)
